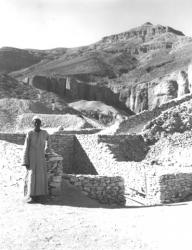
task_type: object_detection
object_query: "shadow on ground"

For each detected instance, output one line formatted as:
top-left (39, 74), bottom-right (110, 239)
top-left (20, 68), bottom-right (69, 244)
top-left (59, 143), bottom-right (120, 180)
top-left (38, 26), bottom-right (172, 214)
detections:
top-left (38, 181), bottom-right (189, 209)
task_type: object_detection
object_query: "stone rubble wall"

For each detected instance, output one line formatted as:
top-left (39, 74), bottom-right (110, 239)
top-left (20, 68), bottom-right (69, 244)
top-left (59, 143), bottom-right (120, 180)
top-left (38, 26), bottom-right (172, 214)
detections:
top-left (46, 155), bottom-right (63, 196)
top-left (0, 133), bottom-right (75, 174)
top-left (146, 167), bottom-right (192, 204)
top-left (2, 132), bottom-right (192, 205)
top-left (63, 174), bottom-right (126, 205)
top-left (116, 93), bottom-right (192, 134)
top-left (50, 134), bottom-right (74, 173)
top-left (75, 134), bottom-right (147, 197)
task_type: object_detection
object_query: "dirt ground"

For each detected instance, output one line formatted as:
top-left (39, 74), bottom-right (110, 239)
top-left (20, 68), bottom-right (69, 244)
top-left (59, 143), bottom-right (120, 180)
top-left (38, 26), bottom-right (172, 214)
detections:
top-left (1, 173), bottom-right (192, 249)
top-left (1, 141), bottom-right (192, 250)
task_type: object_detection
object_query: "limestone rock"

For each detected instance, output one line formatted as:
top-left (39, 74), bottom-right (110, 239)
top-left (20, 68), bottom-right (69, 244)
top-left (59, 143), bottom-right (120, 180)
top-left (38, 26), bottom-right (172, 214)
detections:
top-left (148, 79), bottom-right (178, 109)
top-left (188, 63), bottom-right (192, 91)
top-left (177, 70), bottom-right (189, 97)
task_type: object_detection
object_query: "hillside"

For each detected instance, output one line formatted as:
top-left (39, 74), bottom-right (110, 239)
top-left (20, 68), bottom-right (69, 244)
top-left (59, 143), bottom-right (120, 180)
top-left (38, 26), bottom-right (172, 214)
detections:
top-left (3, 22), bottom-right (191, 116)
top-left (1, 22), bottom-right (192, 126)
top-left (9, 23), bottom-right (190, 80)
top-left (0, 75), bottom-right (105, 132)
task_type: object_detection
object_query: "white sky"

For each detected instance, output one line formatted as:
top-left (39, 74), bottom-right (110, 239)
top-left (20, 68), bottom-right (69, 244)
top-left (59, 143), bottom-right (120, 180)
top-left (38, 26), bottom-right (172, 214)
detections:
top-left (0, 0), bottom-right (192, 49)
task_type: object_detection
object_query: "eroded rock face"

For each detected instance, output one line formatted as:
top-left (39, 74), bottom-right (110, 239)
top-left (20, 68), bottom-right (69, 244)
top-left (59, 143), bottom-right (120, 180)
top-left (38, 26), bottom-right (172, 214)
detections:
top-left (148, 80), bottom-right (178, 109)
top-left (101, 23), bottom-right (184, 44)
top-left (188, 63), bottom-right (192, 91)
top-left (69, 78), bottom-right (132, 113)
top-left (30, 75), bottom-right (66, 96)
top-left (120, 84), bottom-right (148, 113)
top-left (28, 68), bottom-right (191, 115)
top-left (177, 70), bottom-right (189, 97)
top-left (119, 78), bottom-right (178, 113)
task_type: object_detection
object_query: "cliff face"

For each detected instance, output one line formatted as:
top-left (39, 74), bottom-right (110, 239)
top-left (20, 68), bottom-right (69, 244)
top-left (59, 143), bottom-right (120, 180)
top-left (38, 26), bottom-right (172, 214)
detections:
top-left (101, 23), bottom-right (184, 44)
top-left (8, 22), bottom-right (192, 116)
top-left (30, 75), bottom-right (133, 114)
top-left (29, 63), bottom-right (192, 114)
top-left (121, 66), bottom-right (191, 113)
top-left (30, 75), bottom-right (67, 96)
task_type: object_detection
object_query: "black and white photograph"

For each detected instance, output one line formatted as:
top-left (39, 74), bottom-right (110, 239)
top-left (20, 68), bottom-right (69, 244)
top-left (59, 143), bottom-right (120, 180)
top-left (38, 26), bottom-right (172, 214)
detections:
top-left (0, 0), bottom-right (192, 249)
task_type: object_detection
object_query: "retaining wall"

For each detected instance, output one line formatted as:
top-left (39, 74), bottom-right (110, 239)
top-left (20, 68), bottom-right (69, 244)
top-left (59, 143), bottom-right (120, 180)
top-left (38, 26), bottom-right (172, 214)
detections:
top-left (2, 132), bottom-right (192, 205)
top-left (0, 133), bottom-right (75, 173)
top-left (63, 174), bottom-right (126, 205)
top-left (146, 167), bottom-right (192, 204)
top-left (75, 134), bottom-right (147, 197)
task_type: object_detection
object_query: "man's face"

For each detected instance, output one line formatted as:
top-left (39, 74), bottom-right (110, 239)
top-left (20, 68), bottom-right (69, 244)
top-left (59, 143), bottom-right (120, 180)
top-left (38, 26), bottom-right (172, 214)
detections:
top-left (33, 119), bottom-right (41, 130)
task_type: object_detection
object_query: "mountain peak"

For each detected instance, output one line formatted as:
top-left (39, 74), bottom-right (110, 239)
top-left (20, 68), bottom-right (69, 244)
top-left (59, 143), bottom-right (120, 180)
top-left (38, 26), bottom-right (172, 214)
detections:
top-left (142, 22), bottom-right (153, 26)
top-left (101, 23), bottom-right (184, 44)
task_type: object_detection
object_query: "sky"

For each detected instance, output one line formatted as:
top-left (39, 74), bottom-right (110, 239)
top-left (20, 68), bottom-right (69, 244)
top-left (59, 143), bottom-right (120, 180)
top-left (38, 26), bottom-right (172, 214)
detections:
top-left (0, 0), bottom-right (192, 49)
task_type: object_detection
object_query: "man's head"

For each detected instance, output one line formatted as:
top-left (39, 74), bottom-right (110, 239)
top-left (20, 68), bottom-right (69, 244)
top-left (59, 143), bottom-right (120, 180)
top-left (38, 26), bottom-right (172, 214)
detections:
top-left (32, 116), bottom-right (42, 131)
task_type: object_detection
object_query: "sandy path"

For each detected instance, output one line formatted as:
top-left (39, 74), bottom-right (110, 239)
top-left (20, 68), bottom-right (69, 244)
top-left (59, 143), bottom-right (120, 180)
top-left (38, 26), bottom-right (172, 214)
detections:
top-left (1, 141), bottom-right (192, 250)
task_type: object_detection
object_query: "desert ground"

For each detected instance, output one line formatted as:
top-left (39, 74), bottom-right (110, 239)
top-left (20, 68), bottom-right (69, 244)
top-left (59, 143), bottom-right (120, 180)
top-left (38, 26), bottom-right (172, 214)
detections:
top-left (0, 141), bottom-right (192, 250)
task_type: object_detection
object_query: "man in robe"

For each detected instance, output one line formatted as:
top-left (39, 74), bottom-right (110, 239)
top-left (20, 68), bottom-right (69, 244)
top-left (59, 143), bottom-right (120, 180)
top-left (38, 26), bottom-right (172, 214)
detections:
top-left (22, 116), bottom-right (51, 203)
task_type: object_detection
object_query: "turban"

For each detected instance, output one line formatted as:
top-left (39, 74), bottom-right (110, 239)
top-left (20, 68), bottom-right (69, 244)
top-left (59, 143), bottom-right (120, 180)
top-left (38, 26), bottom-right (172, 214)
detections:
top-left (32, 115), bottom-right (42, 122)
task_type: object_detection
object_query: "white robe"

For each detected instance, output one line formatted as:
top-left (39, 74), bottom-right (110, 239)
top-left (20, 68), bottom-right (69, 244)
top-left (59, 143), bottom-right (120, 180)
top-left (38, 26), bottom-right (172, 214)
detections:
top-left (22, 130), bottom-right (51, 197)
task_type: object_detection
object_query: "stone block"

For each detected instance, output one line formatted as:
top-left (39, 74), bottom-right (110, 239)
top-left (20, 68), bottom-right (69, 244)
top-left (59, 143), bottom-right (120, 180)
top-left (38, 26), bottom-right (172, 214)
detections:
top-left (52, 176), bottom-right (62, 182)
top-left (49, 182), bottom-right (61, 188)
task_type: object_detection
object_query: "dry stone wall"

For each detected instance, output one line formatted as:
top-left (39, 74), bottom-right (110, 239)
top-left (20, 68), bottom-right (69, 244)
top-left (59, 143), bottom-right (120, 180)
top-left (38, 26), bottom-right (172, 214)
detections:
top-left (75, 134), bottom-right (147, 197)
top-left (46, 153), bottom-right (63, 196)
top-left (0, 133), bottom-right (75, 174)
top-left (146, 167), bottom-right (192, 204)
top-left (2, 132), bottom-right (192, 205)
top-left (63, 174), bottom-right (126, 205)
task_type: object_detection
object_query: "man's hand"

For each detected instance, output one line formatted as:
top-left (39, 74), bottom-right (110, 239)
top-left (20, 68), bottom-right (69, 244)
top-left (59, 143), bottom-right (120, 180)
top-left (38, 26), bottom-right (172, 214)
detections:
top-left (26, 165), bottom-right (30, 170)
top-left (23, 164), bottom-right (30, 170)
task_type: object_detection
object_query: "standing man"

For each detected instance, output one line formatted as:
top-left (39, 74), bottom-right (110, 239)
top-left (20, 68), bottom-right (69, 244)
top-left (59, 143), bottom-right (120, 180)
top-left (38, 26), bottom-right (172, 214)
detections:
top-left (22, 116), bottom-right (51, 203)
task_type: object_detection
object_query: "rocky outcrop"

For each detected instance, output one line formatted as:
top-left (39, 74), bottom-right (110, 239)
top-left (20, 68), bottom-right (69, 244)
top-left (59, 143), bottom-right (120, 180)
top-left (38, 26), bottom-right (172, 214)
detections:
top-left (119, 83), bottom-right (148, 113)
top-left (143, 99), bottom-right (192, 143)
top-left (28, 69), bottom-right (191, 115)
top-left (68, 78), bottom-right (133, 113)
top-left (30, 75), bottom-right (66, 96)
top-left (119, 78), bottom-right (178, 113)
top-left (177, 70), bottom-right (189, 97)
top-left (188, 63), bottom-right (192, 91)
top-left (147, 79), bottom-right (178, 109)
top-left (101, 23), bottom-right (184, 44)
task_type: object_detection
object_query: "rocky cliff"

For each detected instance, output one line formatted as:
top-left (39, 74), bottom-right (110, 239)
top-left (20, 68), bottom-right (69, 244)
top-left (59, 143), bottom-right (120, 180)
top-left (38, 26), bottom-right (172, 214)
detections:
top-left (28, 62), bottom-right (192, 115)
top-left (30, 75), bottom-right (67, 96)
top-left (2, 22), bottom-right (192, 115)
top-left (101, 23), bottom-right (184, 44)
top-left (119, 63), bottom-right (192, 113)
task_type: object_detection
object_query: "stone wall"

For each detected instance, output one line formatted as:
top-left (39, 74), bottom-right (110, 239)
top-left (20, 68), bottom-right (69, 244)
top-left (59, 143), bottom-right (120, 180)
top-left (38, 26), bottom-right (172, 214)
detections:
top-left (46, 153), bottom-right (63, 196)
top-left (2, 132), bottom-right (192, 205)
top-left (63, 174), bottom-right (126, 205)
top-left (146, 167), bottom-right (192, 204)
top-left (0, 133), bottom-right (75, 174)
top-left (98, 134), bottom-right (148, 162)
top-left (50, 134), bottom-right (74, 173)
top-left (76, 134), bottom-right (147, 197)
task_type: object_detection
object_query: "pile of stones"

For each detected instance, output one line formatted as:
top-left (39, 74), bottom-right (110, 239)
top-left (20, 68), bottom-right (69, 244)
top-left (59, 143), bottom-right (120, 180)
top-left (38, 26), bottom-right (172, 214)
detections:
top-left (143, 99), bottom-right (192, 143)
